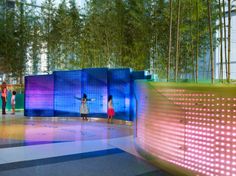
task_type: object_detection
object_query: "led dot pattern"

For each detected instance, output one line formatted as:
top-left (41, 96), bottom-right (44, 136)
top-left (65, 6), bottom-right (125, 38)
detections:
top-left (134, 81), bottom-right (236, 176)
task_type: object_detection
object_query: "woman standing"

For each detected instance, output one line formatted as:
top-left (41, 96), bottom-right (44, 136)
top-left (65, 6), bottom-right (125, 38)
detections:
top-left (80, 94), bottom-right (89, 120)
top-left (107, 95), bottom-right (115, 123)
top-left (1, 82), bottom-right (7, 115)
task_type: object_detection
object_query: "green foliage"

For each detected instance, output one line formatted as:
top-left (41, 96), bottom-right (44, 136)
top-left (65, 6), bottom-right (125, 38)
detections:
top-left (0, 0), bottom-right (228, 83)
top-left (0, 0), bottom-right (30, 83)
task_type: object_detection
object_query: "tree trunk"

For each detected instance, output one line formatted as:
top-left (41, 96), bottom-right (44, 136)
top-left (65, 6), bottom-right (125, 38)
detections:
top-left (218, 0), bottom-right (223, 82)
top-left (227, 0), bottom-right (231, 83)
top-left (203, 49), bottom-right (207, 79)
top-left (175, 0), bottom-right (181, 82)
top-left (223, 0), bottom-right (227, 80)
top-left (196, 0), bottom-right (199, 83)
top-left (207, 0), bottom-right (214, 84)
top-left (190, 0), bottom-right (195, 81)
top-left (192, 49), bottom-right (195, 80)
top-left (167, 0), bottom-right (173, 82)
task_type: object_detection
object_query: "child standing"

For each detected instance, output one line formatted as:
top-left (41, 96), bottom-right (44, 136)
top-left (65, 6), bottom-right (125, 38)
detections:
top-left (80, 94), bottom-right (89, 120)
top-left (11, 91), bottom-right (16, 115)
top-left (107, 95), bottom-right (115, 123)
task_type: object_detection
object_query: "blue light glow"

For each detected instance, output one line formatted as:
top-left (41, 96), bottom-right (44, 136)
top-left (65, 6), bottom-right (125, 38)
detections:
top-left (25, 68), bottom-right (145, 120)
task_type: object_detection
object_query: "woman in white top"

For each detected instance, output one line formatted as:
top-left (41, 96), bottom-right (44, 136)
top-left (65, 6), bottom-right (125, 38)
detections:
top-left (80, 94), bottom-right (89, 120)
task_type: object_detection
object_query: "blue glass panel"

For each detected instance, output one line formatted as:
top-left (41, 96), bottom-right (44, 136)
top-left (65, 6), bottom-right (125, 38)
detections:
top-left (24, 75), bottom-right (54, 116)
top-left (131, 71), bottom-right (145, 80)
top-left (82, 68), bottom-right (108, 116)
top-left (54, 70), bottom-right (82, 116)
top-left (108, 68), bottom-right (131, 120)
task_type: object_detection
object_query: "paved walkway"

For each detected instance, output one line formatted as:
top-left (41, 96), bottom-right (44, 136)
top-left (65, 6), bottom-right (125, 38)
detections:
top-left (0, 113), bottom-right (170, 176)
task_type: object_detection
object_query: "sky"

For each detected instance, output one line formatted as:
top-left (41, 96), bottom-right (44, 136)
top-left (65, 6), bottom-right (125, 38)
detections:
top-left (34, 0), bottom-right (86, 8)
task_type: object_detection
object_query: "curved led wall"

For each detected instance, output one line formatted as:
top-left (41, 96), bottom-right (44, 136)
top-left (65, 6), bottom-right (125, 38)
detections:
top-left (134, 81), bottom-right (236, 176)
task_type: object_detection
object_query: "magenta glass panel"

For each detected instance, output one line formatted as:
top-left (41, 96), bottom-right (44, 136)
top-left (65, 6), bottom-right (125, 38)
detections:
top-left (25, 75), bottom-right (54, 116)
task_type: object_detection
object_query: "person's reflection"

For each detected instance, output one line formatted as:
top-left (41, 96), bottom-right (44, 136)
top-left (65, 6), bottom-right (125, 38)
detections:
top-left (0, 117), bottom-right (7, 142)
top-left (106, 120), bottom-right (112, 140)
top-left (80, 119), bottom-right (86, 141)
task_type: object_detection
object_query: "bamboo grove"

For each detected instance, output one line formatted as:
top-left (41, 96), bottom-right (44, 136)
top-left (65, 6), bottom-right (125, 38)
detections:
top-left (0, 0), bottom-right (234, 84)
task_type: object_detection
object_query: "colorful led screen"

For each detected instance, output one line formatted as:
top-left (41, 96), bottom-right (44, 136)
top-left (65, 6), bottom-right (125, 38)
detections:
top-left (24, 68), bottom-right (144, 120)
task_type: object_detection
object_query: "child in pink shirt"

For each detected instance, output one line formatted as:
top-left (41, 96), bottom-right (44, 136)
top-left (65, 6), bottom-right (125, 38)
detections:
top-left (107, 95), bottom-right (115, 123)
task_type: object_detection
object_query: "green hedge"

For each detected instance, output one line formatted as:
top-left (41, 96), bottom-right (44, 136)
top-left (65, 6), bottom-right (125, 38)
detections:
top-left (0, 93), bottom-right (24, 111)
